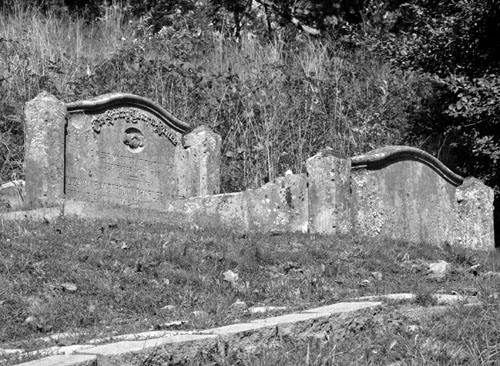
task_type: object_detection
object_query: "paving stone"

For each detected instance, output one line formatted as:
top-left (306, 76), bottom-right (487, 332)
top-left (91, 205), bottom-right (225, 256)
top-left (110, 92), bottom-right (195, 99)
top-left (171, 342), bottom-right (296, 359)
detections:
top-left (16, 301), bottom-right (382, 365)
top-left (77, 334), bottom-right (219, 357)
top-left (14, 354), bottom-right (96, 366)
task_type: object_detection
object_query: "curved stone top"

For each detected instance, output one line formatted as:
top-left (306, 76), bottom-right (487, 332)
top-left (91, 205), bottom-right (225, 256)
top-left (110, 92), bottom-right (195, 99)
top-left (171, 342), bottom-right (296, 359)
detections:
top-left (351, 146), bottom-right (464, 187)
top-left (66, 93), bottom-right (192, 134)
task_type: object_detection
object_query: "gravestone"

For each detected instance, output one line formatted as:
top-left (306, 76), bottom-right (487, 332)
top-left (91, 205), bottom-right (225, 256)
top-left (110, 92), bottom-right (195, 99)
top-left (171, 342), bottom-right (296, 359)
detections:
top-left (25, 92), bottom-right (221, 208)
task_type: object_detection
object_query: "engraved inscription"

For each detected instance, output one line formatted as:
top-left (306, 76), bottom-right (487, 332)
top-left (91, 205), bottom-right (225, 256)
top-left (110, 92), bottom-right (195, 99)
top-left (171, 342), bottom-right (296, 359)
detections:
top-left (66, 104), bottom-right (182, 205)
top-left (88, 150), bottom-right (172, 184)
top-left (91, 107), bottom-right (180, 146)
top-left (66, 177), bottom-right (182, 204)
top-left (66, 149), bottom-right (179, 203)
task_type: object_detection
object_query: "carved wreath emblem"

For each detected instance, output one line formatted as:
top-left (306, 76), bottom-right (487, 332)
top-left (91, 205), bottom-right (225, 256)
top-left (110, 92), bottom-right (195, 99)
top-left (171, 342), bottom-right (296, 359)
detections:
top-left (123, 129), bottom-right (145, 150)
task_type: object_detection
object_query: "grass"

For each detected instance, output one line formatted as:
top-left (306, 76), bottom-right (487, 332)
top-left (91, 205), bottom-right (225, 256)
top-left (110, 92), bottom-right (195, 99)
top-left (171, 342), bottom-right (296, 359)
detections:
top-left (1, 216), bottom-right (500, 364)
top-left (185, 304), bottom-right (500, 365)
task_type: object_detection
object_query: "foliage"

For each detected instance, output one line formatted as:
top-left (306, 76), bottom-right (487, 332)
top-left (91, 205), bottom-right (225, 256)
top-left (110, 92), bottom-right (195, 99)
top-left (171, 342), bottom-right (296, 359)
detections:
top-left (382, 0), bottom-right (500, 189)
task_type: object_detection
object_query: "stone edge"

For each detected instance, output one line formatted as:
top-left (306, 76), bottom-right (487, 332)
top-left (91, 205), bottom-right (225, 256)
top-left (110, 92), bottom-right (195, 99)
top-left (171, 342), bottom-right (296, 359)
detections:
top-left (66, 93), bottom-right (192, 134)
top-left (351, 145), bottom-right (465, 187)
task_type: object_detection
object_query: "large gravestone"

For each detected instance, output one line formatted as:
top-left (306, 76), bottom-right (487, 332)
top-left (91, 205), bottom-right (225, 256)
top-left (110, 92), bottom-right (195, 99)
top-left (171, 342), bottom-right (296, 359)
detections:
top-left (24, 92), bottom-right (221, 208)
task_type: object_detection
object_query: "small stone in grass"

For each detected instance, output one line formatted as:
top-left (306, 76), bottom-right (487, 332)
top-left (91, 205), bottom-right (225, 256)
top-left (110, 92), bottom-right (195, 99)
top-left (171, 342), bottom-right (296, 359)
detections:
top-left (191, 310), bottom-right (209, 318)
top-left (427, 261), bottom-right (451, 281)
top-left (230, 300), bottom-right (248, 312)
top-left (160, 305), bottom-right (177, 312)
top-left (61, 283), bottom-right (78, 292)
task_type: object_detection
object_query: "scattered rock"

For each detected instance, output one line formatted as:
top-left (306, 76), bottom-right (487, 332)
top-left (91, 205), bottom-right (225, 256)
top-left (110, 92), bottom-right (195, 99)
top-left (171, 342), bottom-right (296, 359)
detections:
top-left (359, 279), bottom-right (371, 287)
top-left (24, 316), bottom-right (36, 324)
top-left (160, 305), bottom-right (177, 312)
top-left (121, 242), bottom-right (129, 250)
top-left (222, 270), bottom-right (239, 284)
top-left (406, 324), bottom-right (420, 333)
top-left (248, 305), bottom-right (288, 314)
top-left (229, 300), bottom-right (248, 312)
top-left (60, 283), bottom-right (78, 292)
top-left (427, 261), bottom-right (451, 281)
top-left (222, 270), bottom-right (246, 292)
top-left (152, 320), bottom-right (188, 330)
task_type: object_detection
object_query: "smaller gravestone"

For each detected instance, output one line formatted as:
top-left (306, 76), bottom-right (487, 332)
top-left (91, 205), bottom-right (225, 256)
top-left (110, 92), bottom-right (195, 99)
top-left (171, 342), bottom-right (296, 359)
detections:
top-left (24, 92), bottom-right (66, 207)
top-left (0, 180), bottom-right (25, 211)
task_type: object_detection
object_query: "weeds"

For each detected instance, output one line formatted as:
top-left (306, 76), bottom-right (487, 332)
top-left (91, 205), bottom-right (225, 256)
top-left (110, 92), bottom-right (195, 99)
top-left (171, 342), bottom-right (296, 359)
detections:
top-left (0, 4), bottom-right (422, 191)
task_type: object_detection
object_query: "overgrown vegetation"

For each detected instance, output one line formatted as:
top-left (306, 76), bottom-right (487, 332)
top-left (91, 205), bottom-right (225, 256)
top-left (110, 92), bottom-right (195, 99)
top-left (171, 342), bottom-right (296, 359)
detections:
top-left (2, 0), bottom-right (498, 192)
top-left (1, 217), bottom-right (499, 364)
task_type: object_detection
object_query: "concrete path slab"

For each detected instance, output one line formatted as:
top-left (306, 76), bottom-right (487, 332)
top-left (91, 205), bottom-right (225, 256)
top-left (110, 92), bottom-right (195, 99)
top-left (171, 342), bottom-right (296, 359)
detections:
top-left (12, 354), bottom-right (95, 366)
top-left (14, 301), bottom-right (381, 366)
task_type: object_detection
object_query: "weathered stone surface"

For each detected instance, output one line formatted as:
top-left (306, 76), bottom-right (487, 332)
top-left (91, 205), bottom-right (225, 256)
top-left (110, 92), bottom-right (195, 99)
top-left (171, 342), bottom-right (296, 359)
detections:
top-left (349, 146), bottom-right (496, 249)
top-left (427, 260), bottom-right (451, 281)
top-left (24, 92), bottom-right (66, 207)
top-left (64, 93), bottom-right (220, 208)
top-left (14, 354), bottom-right (96, 366)
top-left (454, 177), bottom-right (494, 250)
top-left (66, 97), bottom-right (184, 204)
top-left (180, 126), bottom-right (222, 197)
top-left (306, 150), bottom-right (351, 235)
top-left (351, 159), bottom-right (457, 243)
top-left (18, 92), bottom-right (497, 251)
top-left (245, 173), bottom-right (308, 233)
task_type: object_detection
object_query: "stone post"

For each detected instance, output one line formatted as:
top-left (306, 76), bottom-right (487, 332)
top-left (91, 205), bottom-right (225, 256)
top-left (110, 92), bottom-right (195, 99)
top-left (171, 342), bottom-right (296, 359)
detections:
top-left (24, 92), bottom-right (67, 207)
top-left (179, 125), bottom-right (221, 197)
top-left (454, 177), bottom-right (495, 250)
top-left (306, 150), bottom-right (352, 235)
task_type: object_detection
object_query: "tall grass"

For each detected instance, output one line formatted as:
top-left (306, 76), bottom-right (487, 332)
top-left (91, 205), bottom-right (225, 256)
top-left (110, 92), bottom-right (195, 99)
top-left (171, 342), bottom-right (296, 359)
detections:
top-left (0, 4), bottom-right (422, 191)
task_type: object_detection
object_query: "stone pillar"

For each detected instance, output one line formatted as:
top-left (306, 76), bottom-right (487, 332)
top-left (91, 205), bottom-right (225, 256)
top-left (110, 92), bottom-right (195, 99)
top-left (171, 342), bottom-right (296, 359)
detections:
top-left (306, 150), bottom-right (352, 235)
top-left (24, 92), bottom-right (67, 207)
top-left (454, 177), bottom-right (495, 250)
top-left (180, 125), bottom-right (221, 197)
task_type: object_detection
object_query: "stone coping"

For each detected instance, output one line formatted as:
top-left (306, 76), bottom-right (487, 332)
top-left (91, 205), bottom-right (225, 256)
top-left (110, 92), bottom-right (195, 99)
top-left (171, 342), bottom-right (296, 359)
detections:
top-left (351, 145), bottom-right (465, 186)
top-left (66, 93), bottom-right (191, 134)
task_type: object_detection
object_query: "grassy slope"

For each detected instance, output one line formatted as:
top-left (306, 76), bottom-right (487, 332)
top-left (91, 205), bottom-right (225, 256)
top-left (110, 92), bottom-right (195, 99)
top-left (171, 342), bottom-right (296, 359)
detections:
top-left (1, 217), bottom-right (500, 364)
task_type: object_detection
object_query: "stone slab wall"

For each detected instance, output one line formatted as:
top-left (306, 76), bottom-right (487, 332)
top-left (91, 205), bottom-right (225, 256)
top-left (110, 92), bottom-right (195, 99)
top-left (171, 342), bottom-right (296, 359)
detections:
top-left (60, 146), bottom-right (495, 250)
top-left (24, 93), bottom-right (221, 208)
top-left (349, 146), bottom-right (494, 250)
top-left (22, 93), bottom-right (495, 250)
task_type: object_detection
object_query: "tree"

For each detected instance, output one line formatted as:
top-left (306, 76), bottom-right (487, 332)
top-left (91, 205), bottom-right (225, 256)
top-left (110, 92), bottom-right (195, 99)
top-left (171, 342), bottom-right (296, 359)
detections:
top-left (393, 0), bottom-right (500, 189)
